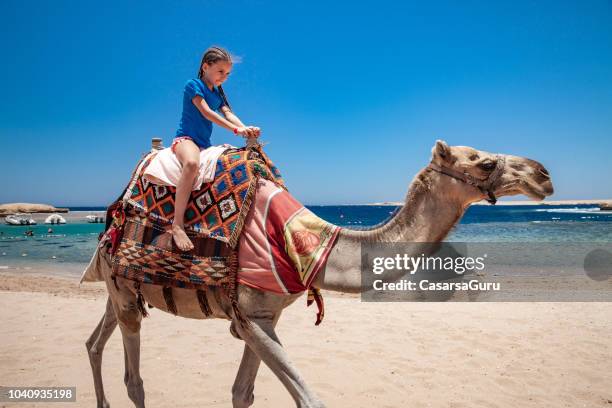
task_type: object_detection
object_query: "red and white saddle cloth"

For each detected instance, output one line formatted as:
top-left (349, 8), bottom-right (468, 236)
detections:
top-left (238, 179), bottom-right (340, 295)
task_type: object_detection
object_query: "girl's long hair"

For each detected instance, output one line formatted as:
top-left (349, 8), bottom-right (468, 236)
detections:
top-left (198, 46), bottom-right (232, 111)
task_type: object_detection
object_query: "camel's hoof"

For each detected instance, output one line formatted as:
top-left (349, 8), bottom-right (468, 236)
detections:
top-left (126, 381), bottom-right (145, 407)
top-left (232, 383), bottom-right (255, 408)
top-left (232, 393), bottom-right (254, 408)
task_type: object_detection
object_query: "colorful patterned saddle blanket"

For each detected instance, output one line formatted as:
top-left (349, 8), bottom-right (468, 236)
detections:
top-left (107, 145), bottom-right (336, 324)
top-left (124, 145), bottom-right (284, 247)
top-left (109, 146), bottom-right (284, 288)
top-left (111, 212), bottom-right (236, 289)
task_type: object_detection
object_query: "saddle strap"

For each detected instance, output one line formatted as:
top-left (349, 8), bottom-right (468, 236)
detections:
top-left (307, 288), bottom-right (325, 326)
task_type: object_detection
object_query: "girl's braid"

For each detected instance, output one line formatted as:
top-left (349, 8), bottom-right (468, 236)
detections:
top-left (199, 46), bottom-right (233, 111)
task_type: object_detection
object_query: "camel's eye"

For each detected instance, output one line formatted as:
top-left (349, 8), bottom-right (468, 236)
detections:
top-left (469, 154), bottom-right (479, 161)
top-left (480, 161), bottom-right (496, 171)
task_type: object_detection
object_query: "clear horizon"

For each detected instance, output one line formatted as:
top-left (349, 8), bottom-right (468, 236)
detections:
top-left (1, 1), bottom-right (611, 206)
top-left (4, 198), bottom-right (612, 208)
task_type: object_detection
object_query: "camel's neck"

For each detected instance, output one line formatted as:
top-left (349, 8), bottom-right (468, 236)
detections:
top-left (314, 168), bottom-right (467, 293)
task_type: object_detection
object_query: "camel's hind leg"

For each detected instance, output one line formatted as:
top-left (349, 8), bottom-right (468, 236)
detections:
top-left (110, 280), bottom-right (146, 408)
top-left (86, 296), bottom-right (118, 408)
top-left (119, 323), bottom-right (145, 408)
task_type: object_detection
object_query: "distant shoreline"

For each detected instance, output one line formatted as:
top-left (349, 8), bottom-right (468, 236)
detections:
top-left (3, 199), bottom-right (612, 211)
top-left (0, 203), bottom-right (68, 215)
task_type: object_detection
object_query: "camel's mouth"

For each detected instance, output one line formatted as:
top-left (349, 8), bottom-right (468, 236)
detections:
top-left (495, 179), bottom-right (554, 202)
top-left (529, 178), bottom-right (554, 201)
top-left (526, 190), bottom-right (547, 201)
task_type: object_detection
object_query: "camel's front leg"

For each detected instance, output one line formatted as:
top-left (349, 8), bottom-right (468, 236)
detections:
top-left (232, 345), bottom-right (260, 408)
top-left (234, 317), bottom-right (324, 408)
top-left (231, 313), bottom-right (281, 408)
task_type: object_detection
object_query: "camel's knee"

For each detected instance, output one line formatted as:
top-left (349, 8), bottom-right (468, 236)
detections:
top-left (116, 304), bottom-right (142, 333)
top-left (86, 342), bottom-right (101, 359)
top-left (86, 333), bottom-right (104, 359)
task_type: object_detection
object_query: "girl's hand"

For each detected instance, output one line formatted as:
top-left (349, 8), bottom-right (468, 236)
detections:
top-left (236, 126), bottom-right (254, 138)
top-left (236, 126), bottom-right (261, 138)
top-left (247, 126), bottom-right (261, 137)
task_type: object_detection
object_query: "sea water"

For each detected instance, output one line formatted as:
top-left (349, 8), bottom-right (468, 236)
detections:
top-left (0, 205), bottom-right (610, 277)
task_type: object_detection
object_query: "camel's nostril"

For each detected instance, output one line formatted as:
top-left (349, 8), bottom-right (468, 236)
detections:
top-left (539, 167), bottom-right (550, 179)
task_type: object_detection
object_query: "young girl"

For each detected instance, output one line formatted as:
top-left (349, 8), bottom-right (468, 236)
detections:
top-left (172, 46), bottom-right (260, 251)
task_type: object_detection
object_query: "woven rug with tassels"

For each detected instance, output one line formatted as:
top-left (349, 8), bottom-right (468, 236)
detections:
top-left (104, 145), bottom-right (285, 323)
top-left (123, 145), bottom-right (285, 247)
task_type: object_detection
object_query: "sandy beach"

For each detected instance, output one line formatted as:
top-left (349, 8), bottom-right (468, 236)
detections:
top-left (1, 272), bottom-right (612, 407)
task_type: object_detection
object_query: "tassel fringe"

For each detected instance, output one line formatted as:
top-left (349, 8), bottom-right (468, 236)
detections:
top-left (196, 289), bottom-right (212, 317)
top-left (163, 286), bottom-right (177, 315)
top-left (134, 282), bottom-right (149, 318)
top-left (111, 275), bottom-right (119, 290)
top-left (227, 250), bottom-right (250, 329)
top-left (228, 177), bottom-right (258, 249)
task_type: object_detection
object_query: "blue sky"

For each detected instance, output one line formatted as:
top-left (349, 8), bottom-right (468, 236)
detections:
top-left (1, 0), bottom-right (611, 205)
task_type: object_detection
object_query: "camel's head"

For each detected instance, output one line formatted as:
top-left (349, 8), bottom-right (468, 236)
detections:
top-left (429, 140), bottom-right (554, 204)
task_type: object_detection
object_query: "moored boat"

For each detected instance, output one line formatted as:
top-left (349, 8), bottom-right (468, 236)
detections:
top-left (86, 215), bottom-right (105, 223)
top-left (45, 213), bottom-right (67, 224)
top-left (5, 213), bottom-right (36, 225)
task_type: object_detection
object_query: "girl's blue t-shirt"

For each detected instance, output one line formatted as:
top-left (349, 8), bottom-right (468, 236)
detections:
top-left (175, 78), bottom-right (224, 148)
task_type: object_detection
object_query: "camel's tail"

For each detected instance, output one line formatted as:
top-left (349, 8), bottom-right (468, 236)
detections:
top-left (80, 245), bottom-right (109, 283)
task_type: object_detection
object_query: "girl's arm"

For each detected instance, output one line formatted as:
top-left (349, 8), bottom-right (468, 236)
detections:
top-left (192, 96), bottom-right (254, 137)
top-left (221, 106), bottom-right (261, 137)
top-left (220, 106), bottom-right (245, 127)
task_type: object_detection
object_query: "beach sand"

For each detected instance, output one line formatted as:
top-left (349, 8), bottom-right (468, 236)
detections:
top-left (1, 272), bottom-right (612, 407)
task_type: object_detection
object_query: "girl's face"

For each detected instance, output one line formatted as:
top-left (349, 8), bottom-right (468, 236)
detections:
top-left (202, 61), bottom-right (232, 87)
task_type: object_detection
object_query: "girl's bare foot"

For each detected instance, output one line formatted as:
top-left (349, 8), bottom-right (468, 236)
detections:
top-left (172, 224), bottom-right (194, 251)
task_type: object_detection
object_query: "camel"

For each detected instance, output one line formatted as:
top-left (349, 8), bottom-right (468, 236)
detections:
top-left (84, 140), bottom-right (554, 407)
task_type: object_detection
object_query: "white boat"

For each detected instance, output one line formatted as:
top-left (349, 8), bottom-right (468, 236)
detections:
top-left (5, 213), bottom-right (37, 225)
top-left (86, 215), bottom-right (105, 223)
top-left (5, 215), bottom-right (24, 225)
top-left (45, 213), bottom-right (66, 224)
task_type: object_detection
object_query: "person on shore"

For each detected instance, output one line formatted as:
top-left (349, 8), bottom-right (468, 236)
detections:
top-left (172, 46), bottom-right (260, 251)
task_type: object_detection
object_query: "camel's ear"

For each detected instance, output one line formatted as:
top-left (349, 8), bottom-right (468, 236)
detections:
top-left (432, 140), bottom-right (452, 162)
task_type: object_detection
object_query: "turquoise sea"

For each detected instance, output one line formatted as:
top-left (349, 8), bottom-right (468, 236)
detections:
top-left (1, 204), bottom-right (611, 277)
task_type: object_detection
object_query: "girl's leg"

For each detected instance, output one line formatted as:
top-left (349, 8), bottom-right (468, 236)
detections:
top-left (172, 139), bottom-right (200, 251)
